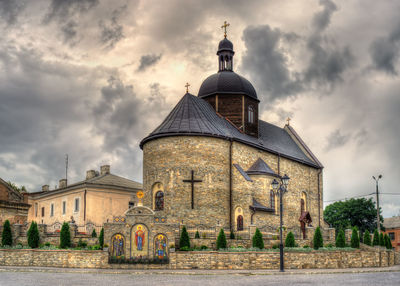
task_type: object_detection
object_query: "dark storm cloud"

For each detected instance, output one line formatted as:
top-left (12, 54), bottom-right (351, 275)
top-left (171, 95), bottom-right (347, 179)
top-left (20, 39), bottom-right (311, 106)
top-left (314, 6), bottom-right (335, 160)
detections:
top-left (99, 5), bottom-right (126, 49)
top-left (312, 0), bottom-right (337, 32)
top-left (369, 22), bottom-right (400, 75)
top-left (324, 129), bottom-right (351, 151)
top-left (0, 0), bottom-right (25, 25)
top-left (137, 54), bottom-right (162, 72)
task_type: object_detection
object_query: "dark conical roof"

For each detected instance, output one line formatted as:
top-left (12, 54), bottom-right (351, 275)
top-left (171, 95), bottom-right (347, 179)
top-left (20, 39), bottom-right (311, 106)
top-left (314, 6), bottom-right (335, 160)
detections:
top-left (198, 71), bottom-right (258, 100)
top-left (218, 38), bottom-right (234, 53)
top-left (246, 158), bottom-right (278, 176)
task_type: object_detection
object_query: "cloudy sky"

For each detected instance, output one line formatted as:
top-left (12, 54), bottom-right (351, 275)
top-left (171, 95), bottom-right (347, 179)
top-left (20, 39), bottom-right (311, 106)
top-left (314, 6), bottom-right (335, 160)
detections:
top-left (1, 0), bottom-right (399, 217)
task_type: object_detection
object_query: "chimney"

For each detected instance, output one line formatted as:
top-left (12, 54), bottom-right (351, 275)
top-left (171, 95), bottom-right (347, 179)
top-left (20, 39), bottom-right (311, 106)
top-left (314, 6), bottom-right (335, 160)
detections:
top-left (100, 165), bottom-right (110, 175)
top-left (42, 185), bottom-right (49, 192)
top-left (86, 170), bottom-right (96, 180)
top-left (59, 179), bottom-right (67, 189)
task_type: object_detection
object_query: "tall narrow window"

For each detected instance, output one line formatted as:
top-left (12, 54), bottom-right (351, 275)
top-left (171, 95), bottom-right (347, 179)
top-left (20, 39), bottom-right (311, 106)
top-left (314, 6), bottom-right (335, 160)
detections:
top-left (270, 190), bottom-right (275, 211)
top-left (237, 215), bottom-right (243, 231)
top-left (41, 207), bottom-right (45, 217)
top-left (248, 105), bottom-right (254, 123)
top-left (155, 191), bottom-right (164, 211)
top-left (50, 203), bottom-right (54, 217)
top-left (35, 203), bottom-right (38, 217)
top-left (74, 198), bottom-right (80, 212)
top-left (62, 201), bottom-right (66, 215)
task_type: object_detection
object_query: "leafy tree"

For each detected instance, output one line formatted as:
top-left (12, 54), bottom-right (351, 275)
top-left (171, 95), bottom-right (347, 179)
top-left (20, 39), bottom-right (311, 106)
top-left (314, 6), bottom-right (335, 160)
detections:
top-left (195, 231), bottom-right (200, 239)
top-left (7, 181), bottom-right (27, 193)
top-left (379, 233), bottom-right (385, 247)
top-left (27, 221), bottom-right (40, 248)
top-left (372, 229), bottom-right (380, 246)
top-left (336, 229), bottom-right (346, 248)
top-left (59, 222), bottom-right (71, 248)
top-left (350, 227), bottom-right (360, 248)
top-left (229, 230), bottom-right (235, 239)
top-left (313, 227), bottom-right (323, 250)
top-left (363, 230), bottom-right (371, 246)
top-left (179, 226), bottom-right (190, 249)
top-left (252, 228), bottom-right (264, 249)
top-left (384, 234), bottom-right (392, 250)
top-left (1, 220), bottom-right (12, 246)
top-left (285, 231), bottom-right (295, 247)
top-left (216, 229), bottom-right (227, 250)
top-left (99, 227), bottom-right (104, 248)
top-left (324, 198), bottom-right (384, 234)
top-left (91, 229), bottom-right (97, 238)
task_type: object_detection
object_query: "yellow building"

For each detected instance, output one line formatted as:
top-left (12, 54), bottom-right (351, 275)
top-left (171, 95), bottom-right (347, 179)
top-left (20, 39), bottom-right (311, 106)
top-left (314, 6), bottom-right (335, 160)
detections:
top-left (28, 165), bottom-right (142, 231)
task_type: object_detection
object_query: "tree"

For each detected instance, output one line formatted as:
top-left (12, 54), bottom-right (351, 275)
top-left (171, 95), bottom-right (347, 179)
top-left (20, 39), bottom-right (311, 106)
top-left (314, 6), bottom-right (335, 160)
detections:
top-left (379, 233), bottom-right (385, 247)
top-left (363, 230), bottom-right (371, 246)
top-left (91, 229), bottom-right (97, 238)
top-left (216, 229), bottom-right (227, 250)
top-left (60, 222), bottom-right (71, 248)
top-left (179, 226), bottom-right (190, 249)
top-left (324, 198), bottom-right (384, 234)
top-left (285, 231), bottom-right (295, 247)
top-left (195, 231), bottom-right (200, 239)
top-left (7, 181), bottom-right (27, 193)
top-left (99, 227), bottom-right (104, 248)
top-left (372, 229), bottom-right (380, 246)
top-left (27, 221), bottom-right (40, 248)
top-left (252, 228), bottom-right (264, 249)
top-left (1, 220), bottom-right (12, 246)
top-left (336, 229), bottom-right (346, 248)
top-left (350, 227), bottom-right (360, 248)
top-left (384, 234), bottom-right (392, 250)
top-left (313, 227), bottom-right (323, 250)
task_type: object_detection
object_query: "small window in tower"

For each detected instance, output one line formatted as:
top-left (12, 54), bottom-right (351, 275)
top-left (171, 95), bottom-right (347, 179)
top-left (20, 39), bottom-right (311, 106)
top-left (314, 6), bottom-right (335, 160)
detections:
top-left (155, 191), bottom-right (164, 211)
top-left (248, 105), bottom-right (254, 123)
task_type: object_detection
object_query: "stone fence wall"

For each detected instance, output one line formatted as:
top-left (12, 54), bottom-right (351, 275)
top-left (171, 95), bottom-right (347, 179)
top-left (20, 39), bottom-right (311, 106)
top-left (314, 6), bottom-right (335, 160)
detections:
top-left (0, 248), bottom-right (397, 270)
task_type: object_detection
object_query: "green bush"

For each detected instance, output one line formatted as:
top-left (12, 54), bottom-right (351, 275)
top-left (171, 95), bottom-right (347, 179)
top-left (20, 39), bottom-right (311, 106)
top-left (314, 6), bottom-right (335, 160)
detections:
top-left (44, 242), bottom-right (51, 247)
top-left (252, 228), bottom-right (264, 249)
top-left (336, 229), bottom-right (346, 248)
top-left (59, 222), bottom-right (71, 249)
top-left (230, 230), bottom-right (235, 239)
top-left (99, 227), bottom-right (104, 248)
top-left (272, 243), bottom-right (279, 249)
top-left (216, 229), bottom-right (227, 250)
top-left (313, 226), bottom-right (323, 250)
top-left (179, 226), bottom-right (190, 249)
top-left (379, 233), bottom-right (385, 247)
top-left (77, 239), bottom-right (87, 248)
top-left (372, 229), bottom-right (379, 246)
top-left (27, 221), bottom-right (40, 248)
top-left (350, 227), bottom-right (360, 248)
top-left (384, 234), bottom-right (392, 250)
top-left (200, 245), bottom-right (208, 250)
top-left (285, 232), bottom-right (295, 247)
top-left (363, 230), bottom-right (371, 246)
top-left (1, 220), bottom-right (12, 246)
top-left (325, 243), bottom-right (333, 248)
top-left (91, 229), bottom-right (97, 238)
top-left (195, 231), bottom-right (200, 239)
top-left (303, 245), bottom-right (310, 249)
top-left (180, 246), bottom-right (191, 251)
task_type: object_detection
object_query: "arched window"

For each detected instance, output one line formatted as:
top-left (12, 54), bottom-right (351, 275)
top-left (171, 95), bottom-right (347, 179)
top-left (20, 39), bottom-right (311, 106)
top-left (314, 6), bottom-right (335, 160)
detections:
top-left (248, 105), bottom-right (254, 124)
top-left (237, 215), bottom-right (243, 231)
top-left (270, 190), bottom-right (275, 211)
top-left (155, 191), bottom-right (164, 211)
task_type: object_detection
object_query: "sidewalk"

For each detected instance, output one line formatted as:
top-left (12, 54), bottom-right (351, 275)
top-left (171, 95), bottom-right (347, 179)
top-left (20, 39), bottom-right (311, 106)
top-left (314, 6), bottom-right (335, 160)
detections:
top-left (0, 265), bottom-right (399, 276)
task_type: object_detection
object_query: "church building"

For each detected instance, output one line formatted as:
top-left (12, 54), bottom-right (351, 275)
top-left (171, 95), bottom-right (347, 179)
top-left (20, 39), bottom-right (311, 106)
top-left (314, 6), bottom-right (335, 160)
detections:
top-left (105, 25), bottom-right (328, 260)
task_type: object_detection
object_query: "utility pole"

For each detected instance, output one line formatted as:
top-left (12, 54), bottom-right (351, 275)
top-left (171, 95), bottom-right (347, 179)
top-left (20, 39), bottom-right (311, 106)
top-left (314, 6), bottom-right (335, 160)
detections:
top-left (65, 154), bottom-right (68, 185)
top-left (372, 175), bottom-right (382, 233)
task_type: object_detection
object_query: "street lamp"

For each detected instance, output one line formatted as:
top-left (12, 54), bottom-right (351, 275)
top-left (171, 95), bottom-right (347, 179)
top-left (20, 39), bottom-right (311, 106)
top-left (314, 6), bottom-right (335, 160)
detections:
top-left (372, 175), bottom-right (382, 233)
top-left (271, 174), bottom-right (290, 272)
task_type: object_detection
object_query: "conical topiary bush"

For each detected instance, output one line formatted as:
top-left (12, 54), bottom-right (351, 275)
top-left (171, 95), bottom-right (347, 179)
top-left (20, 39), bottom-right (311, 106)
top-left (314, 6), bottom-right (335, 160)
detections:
top-left (336, 229), bottom-right (346, 248)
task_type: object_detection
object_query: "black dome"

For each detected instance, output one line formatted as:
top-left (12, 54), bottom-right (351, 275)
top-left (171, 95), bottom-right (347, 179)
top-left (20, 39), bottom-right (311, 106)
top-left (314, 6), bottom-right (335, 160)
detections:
top-left (198, 71), bottom-right (258, 100)
top-left (218, 38), bottom-right (234, 53)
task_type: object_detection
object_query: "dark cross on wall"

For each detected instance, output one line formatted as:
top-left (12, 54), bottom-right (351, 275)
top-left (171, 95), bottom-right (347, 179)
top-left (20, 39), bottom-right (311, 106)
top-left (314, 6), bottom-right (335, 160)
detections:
top-left (183, 170), bottom-right (202, 209)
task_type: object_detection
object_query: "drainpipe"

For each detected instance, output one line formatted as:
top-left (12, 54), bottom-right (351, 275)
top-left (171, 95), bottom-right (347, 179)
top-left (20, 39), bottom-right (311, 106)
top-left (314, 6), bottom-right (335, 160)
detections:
top-left (229, 139), bottom-right (233, 231)
top-left (84, 189), bottom-right (87, 223)
top-left (317, 169), bottom-right (322, 227)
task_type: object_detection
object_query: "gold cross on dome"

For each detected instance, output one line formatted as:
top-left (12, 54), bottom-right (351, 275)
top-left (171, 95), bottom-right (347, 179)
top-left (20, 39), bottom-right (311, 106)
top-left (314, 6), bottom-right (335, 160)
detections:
top-left (221, 21), bottom-right (230, 38)
top-left (286, 117), bottom-right (291, 126)
top-left (185, 82), bottom-right (190, 93)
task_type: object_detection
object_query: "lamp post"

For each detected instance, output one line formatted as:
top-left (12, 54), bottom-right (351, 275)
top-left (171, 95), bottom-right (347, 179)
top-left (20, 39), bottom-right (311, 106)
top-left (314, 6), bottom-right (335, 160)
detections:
top-left (271, 174), bottom-right (290, 272)
top-left (372, 175), bottom-right (382, 233)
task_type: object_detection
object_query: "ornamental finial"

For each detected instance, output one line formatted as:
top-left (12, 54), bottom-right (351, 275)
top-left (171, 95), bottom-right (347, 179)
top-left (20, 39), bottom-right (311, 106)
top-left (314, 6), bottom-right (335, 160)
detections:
top-left (286, 117), bottom-right (291, 126)
top-left (185, 82), bottom-right (190, 93)
top-left (221, 21), bottom-right (230, 38)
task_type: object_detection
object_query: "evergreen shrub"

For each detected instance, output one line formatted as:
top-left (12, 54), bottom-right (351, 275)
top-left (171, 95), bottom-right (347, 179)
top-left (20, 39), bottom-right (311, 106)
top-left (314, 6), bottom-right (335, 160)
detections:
top-left (252, 228), bottom-right (264, 249)
top-left (216, 229), bottom-right (227, 250)
top-left (99, 227), bottom-right (104, 248)
top-left (59, 222), bottom-right (71, 249)
top-left (27, 221), bottom-right (40, 248)
top-left (195, 231), bottom-right (200, 239)
top-left (91, 229), bottom-right (97, 238)
top-left (363, 230), bottom-right (371, 246)
top-left (372, 229), bottom-right (379, 246)
top-left (1, 220), bottom-right (12, 246)
top-left (336, 229), bottom-right (346, 248)
top-left (384, 234), bottom-right (392, 250)
top-left (285, 231), bottom-right (295, 247)
top-left (350, 227), bottom-right (360, 248)
top-left (313, 226), bottom-right (323, 250)
top-left (379, 233), bottom-right (385, 247)
top-left (179, 226), bottom-right (190, 249)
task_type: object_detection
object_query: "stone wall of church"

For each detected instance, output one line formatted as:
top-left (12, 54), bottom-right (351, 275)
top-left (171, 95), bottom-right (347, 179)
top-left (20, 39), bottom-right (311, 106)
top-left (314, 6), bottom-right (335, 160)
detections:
top-left (142, 136), bottom-right (231, 227)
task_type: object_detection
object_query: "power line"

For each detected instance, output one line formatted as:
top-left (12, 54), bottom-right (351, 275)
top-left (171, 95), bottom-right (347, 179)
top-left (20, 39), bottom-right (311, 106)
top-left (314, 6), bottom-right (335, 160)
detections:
top-left (323, 192), bottom-right (400, 203)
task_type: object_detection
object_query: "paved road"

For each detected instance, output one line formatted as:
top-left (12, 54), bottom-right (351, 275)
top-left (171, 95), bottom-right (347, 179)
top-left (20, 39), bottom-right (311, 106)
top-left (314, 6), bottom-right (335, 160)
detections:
top-left (0, 269), bottom-right (399, 286)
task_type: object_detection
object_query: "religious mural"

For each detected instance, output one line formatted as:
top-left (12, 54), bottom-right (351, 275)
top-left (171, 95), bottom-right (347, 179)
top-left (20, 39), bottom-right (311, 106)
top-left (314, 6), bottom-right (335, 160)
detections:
top-left (131, 224), bottom-right (149, 257)
top-left (154, 234), bottom-right (168, 259)
top-left (111, 234), bottom-right (125, 258)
